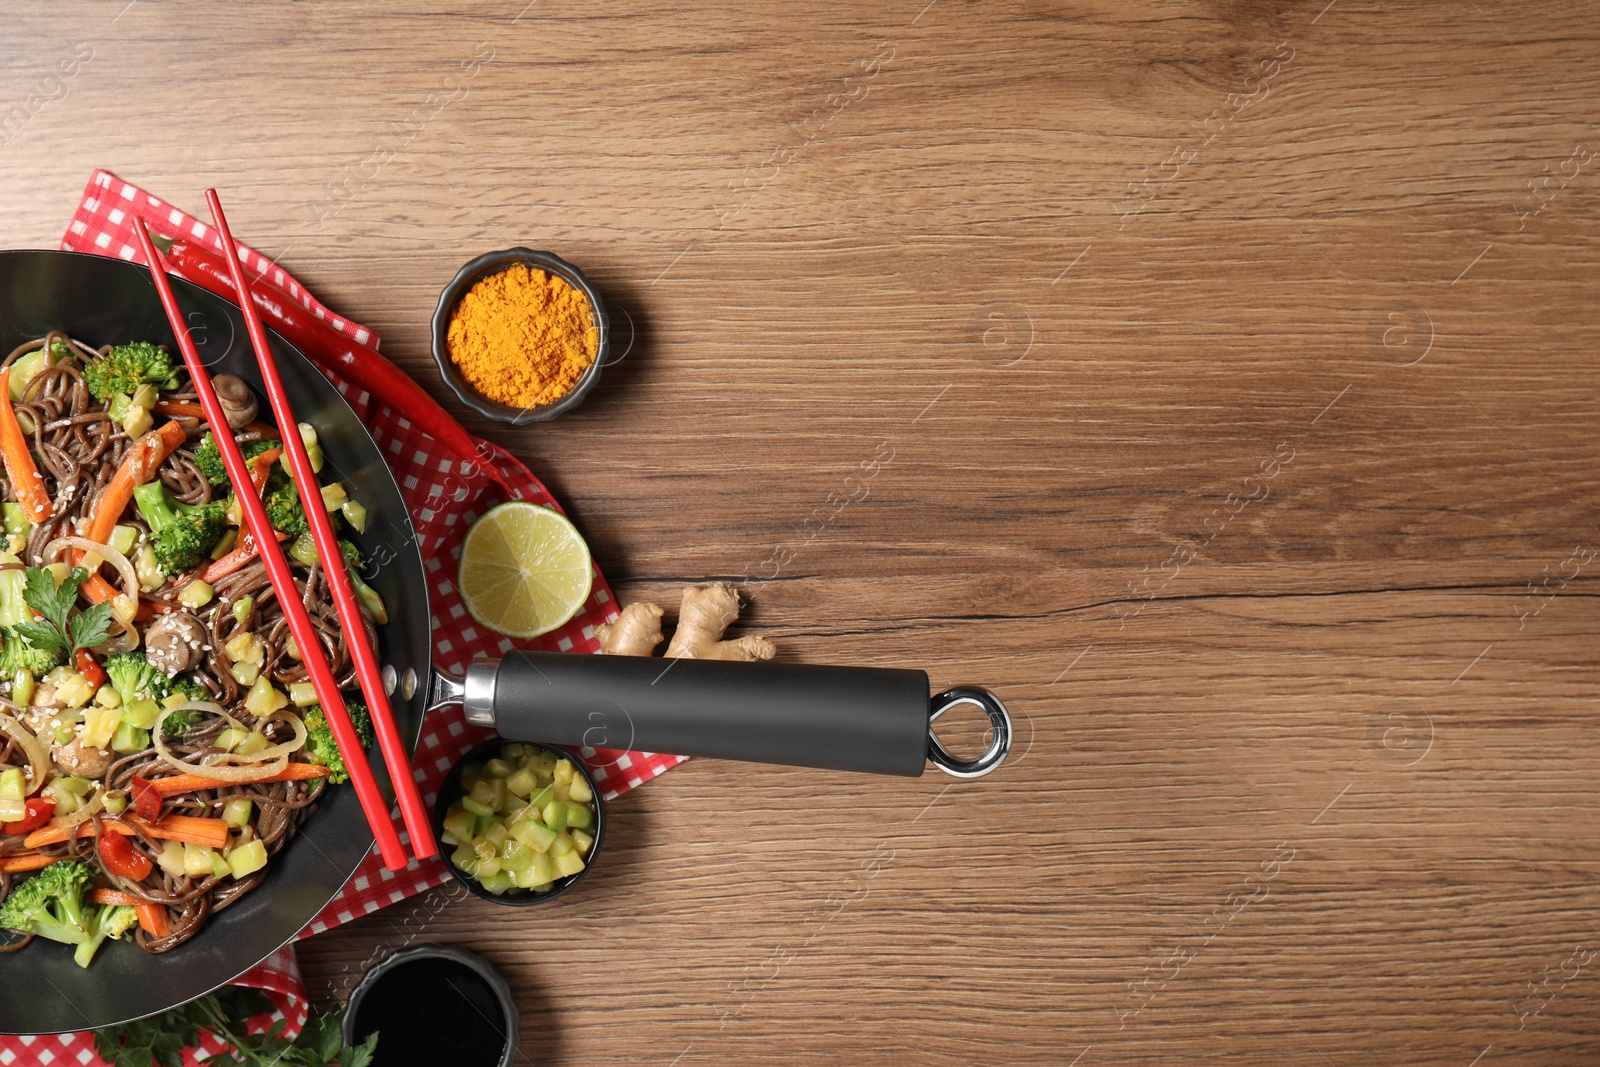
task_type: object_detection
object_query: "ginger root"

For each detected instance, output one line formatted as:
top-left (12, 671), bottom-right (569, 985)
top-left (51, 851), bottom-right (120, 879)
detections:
top-left (599, 582), bottom-right (774, 661)
top-left (596, 602), bottom-right (664, 656)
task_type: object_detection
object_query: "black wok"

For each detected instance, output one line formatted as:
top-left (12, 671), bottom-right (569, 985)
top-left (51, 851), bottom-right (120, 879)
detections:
top-left (0, 250), bottom-right (431, 1035)
top-left (0, 249), bottom-right (1014, 1035)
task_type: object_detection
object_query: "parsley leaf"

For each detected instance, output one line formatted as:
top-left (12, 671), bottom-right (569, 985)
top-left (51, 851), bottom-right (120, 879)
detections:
top-left (95, 991), bottom-right (377, 1067)
top-left (18, 565), bottom-right (113, 656)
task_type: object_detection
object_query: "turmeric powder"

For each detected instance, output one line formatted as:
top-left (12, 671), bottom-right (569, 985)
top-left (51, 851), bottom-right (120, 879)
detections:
top-left (446, 263), bottom-right (599, 408)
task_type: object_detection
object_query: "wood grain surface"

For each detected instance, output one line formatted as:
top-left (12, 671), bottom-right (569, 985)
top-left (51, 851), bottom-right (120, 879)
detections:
top-left (3, 1), bottom-right (1599, 1063)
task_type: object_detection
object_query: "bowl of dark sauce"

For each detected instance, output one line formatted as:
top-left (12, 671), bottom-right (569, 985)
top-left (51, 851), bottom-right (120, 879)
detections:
top-left (343, 944), bottom-right (519, 1067)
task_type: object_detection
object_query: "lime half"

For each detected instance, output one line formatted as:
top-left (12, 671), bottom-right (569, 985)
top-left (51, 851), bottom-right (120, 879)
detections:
top-left (459, 502), bottom-right (593, 639)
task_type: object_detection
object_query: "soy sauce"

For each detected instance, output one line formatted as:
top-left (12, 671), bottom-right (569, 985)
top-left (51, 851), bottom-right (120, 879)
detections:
top-left (349, 954), bottom-right (511, 1067)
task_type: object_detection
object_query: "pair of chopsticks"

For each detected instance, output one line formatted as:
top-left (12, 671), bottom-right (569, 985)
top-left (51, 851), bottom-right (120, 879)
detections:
top-left (132, 193), bottom-right (436, 871)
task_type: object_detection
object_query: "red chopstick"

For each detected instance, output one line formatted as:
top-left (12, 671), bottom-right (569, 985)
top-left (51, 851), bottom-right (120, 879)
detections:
top-left (202, 191), bottom-right (438, 862)
top-left (132, 221), bottom-right (410, 872)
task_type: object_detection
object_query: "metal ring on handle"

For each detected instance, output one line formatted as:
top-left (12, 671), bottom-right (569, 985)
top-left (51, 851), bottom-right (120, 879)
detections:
top-left (927, 686), bottom-right (1012, 778)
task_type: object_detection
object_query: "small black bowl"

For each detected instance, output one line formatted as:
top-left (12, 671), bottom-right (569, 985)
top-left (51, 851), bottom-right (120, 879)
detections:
top-left (431, 247), bottom-right (609, 424)
top-left (342, 944), bottom-right (519, 1067)
top-left (434, 738), bottom-right (605, 906)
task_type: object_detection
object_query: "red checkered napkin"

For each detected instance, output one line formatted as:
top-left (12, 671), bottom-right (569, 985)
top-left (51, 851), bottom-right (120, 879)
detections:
top-left (0, 170), bottom-right (684, 1061)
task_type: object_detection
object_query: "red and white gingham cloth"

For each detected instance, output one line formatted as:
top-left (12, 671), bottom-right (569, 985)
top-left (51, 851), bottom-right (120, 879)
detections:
top-left (0, 170), bottom-right (684, 1061)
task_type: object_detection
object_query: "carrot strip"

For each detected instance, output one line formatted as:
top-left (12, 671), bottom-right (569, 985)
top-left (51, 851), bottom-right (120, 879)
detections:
top-left (24, 821), bottom-right (134, 848)
top-left (0, 369), bottom-right (52, 524)
top-left (88, 888), bottom-right (143, 906)
top-left (124, 813), bottom-right (230, 850)
top-left (82, 420), bottom-right (187, 546)
top-left (0, 851), bottom-right (57, 873)
top-left (88, 890), bottom-right (172, 937)
top-left (201, 529), bottom-right (288, 583)
top-left (145, 763), bottom-right (330, 799)
top-left (25, 812), bottom-right (229, 850)
top-left (249, 447), bottom-right (282, 493)
top-left (77, 421), bottom-right (189, 604)
top-left (133, 597), bottom-right (179, 621)
top-left (152, 401), bottom-right (205, 419)
top-left (151, 404), bottom-right (280, 443)
top-left (136, 902), bottom-right (170, 938)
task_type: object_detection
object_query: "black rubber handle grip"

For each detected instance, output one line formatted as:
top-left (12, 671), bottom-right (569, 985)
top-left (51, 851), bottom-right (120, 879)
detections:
top-left (484, 651), bottom-right (933, 777)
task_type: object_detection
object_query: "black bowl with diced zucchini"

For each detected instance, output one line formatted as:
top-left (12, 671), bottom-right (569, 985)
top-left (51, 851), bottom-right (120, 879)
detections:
top-left (434, 740), bottom-right (603, 904)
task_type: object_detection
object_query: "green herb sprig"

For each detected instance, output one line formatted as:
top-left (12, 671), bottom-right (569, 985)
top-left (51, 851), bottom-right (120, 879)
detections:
top-left (93, 988), bottom-right (378, 1067)
top-left (15, 565), bottom-right (112, 657)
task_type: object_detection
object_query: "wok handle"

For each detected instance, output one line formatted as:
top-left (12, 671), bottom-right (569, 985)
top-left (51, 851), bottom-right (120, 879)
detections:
top-left (456, 651), bottom-right (1011, 779)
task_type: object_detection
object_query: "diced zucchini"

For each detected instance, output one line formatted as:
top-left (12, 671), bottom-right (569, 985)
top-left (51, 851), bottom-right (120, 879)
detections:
top-left (11, 668), bottom-right (33, 708)
top-left (82, 705), bottom-right (120, 748)
top-left (0, 767), bottom-right (23, 801)
top-left (110, 721), bottom-right (150, 755)
top-left (442, 809), bottom-right (475, 841)
top-left (1, 503), bottom-right (30, 539)
top-left (541, 799), bottom-right (567, 832)
top-left (178, 579), bottom-right (214, 609)
top-left (156, 839), bottom-right (186, 877)
top-left (227, 839), bottom-right (268, 879)
top-left (108, 524), bottom-right (138, 557)
top-left (504, 767), bottom-right (536, 800)
top-left (122, 698), bottom-right (160, 730)
top-left (477, 869), bottom-right (513, 894)
top-left (183, 843), bottom-right (216, 877)
top-left (341, 499), bottom-right (368, 533)
top-left (7, 347), bottom-right (48, 400)
top-left (510, 818), bottom-right (556, 853)
top-left (552, 850), bottom-right (586, 878)
top-left (565, 802), bottom-right (593, 830)
top-left (223, 797), bottom-right (253, 828)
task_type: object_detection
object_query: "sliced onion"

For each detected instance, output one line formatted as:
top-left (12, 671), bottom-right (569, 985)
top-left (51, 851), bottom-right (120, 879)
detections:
top-left (42, 535), bottom-right (139, 604)
top-left (0, 712), bottom-right (51, 796)
top-left (151, 702), bottom-right (308, 781)
top-left (95, 615), bottom-right (140, 655)
top-left (46, 787), bottom-right (103, 829)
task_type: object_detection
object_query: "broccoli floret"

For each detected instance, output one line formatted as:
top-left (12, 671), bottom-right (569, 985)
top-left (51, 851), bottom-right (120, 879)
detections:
top-left (0, 628), bottom-right (66, 677)
top-left (104, 650), bottom-right (166, 706)
top-left (132, 481), bottom-right (227, 574)
top-left (81, 341), bottom-right (180, 403)
top-left (158, 676), bottom-right (208, 736)
top-left (193, 433), bottom-right (278, 487)
top-left (107, 652), bottom-right (209, 734)
top-left (303, 701), bottom-right (372, 785)
top-left (0, 860), bottom-right (131, 968)
top-left (78, 904), bottom-right (138, 969)
top-left (264, 479), bottom-right (310, 538)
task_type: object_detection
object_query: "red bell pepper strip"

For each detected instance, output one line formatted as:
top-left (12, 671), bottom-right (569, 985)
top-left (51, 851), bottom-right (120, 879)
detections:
top-left (75, 649), bottom-right (107, 690)
top-left (130, 776), bottom-right (163, 822)
top-left (98, 830), bottom-right (153, 881)
top-left (0, 368), bottom-right (52, 524)
top-left (157, 238), bottom-right (511, 491)
top-left (0, 797), bottom-right (54, 836)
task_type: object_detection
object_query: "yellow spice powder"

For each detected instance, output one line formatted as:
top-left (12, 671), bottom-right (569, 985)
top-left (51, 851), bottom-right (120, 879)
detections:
top-left (446, 263), bottom-right (599, 408)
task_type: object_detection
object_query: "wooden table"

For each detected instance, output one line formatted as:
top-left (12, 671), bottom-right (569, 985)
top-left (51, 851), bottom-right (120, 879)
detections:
top-left (4, 2), bottom-right (1599, 1062)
